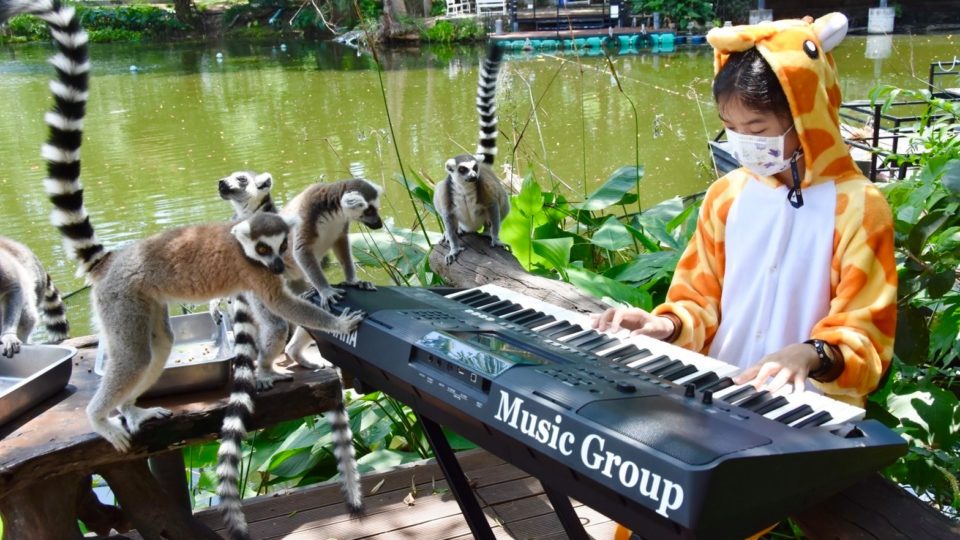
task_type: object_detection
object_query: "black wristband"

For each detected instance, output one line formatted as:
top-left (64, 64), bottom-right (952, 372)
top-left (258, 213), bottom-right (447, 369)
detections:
top-left (805, 339), bottom-right (833, 380)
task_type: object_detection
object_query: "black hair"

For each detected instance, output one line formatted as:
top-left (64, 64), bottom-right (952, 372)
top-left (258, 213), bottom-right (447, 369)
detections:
top-left (713, 47), bottom-right (791, 120)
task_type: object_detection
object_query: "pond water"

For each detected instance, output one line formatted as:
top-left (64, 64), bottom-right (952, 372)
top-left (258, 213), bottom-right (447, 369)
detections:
top-left (0, 33), bottom-right (956, 335)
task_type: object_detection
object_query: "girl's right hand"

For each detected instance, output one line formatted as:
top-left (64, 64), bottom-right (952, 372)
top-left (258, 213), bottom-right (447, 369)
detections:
top-left (590, 307), bottom-right (675, 340)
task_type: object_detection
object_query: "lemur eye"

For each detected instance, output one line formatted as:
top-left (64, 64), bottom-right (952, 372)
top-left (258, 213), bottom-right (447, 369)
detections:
top-left (237, 176), bottom-right (248, 186)
top-left (364, 207), bottom-right (376, 215)
top-left (279, 240), bottom-right (287, 253)
top-left (255, 244), bottom-right (270, 256)
top-left (458, 166), bottom-right (469, 174)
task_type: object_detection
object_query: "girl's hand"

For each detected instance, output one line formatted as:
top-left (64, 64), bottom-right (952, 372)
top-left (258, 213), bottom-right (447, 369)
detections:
top-left (590, 307), bottom-right (674, 340)
top-left (734, 342), bottom-right (821, 394)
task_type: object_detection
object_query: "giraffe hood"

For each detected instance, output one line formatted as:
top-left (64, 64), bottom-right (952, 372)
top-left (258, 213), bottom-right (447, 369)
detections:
top-left (707, 13), bottom-right (860, 188)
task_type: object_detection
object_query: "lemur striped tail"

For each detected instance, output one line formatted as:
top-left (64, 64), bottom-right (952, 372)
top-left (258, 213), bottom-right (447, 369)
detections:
top-left (3, 0), bottom-right (106, 278)
top-left (330, 400), bottom-right (363, 514)
top-left (41, 273), bottom-right (69, 342)
top-left (217, 293), bottom-right (258, 540)
top-left (476, 42), bottom-right (505, 166)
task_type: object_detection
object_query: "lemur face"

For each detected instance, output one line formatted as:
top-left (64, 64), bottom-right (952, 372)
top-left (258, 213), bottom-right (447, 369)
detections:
top-left (446, 156), bottom-right (479, 183)
top-left (231, 213), bottom-right (295, 274)
top-left (341, 179), bottom-right (384, 230)
top-left (218, 171), bottom-right (273, 209)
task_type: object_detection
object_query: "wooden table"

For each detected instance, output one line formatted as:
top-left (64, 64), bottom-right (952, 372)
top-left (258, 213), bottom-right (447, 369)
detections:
top-left (0, 336), bottom-right (344, 539)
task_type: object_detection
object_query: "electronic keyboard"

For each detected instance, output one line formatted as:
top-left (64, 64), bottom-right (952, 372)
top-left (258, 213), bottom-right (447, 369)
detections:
top-left (309, 285), bottom-right (906, 539)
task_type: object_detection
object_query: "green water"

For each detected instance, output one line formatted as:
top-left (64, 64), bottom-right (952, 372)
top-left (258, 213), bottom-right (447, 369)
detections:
top-left (1, 34), bottom-right (957, 335)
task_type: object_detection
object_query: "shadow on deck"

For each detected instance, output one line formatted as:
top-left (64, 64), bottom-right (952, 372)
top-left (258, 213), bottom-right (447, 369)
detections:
top-left (183, 448), bottom-right (617, 539)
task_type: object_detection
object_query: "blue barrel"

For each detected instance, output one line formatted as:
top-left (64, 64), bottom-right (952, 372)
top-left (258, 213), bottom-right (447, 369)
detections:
top-left (690, 35), bottom-right (707, 45)
top-left (649, 33), bottom-right (661, 46)
top-left (573, 37), bottom-right (587, 49)
top-left (585, 36), bottom-right (603, 48)
top-left (541, 39), bottom-right (558, 49)
top-left (674, 35), bottom-right (687, 45)
top-left (562, 39), bottom-right (574, 50)
top-left (660, 32), bottom-right (675, 46)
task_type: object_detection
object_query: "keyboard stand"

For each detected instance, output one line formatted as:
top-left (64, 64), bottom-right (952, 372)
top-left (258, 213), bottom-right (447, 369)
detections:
top-left (419, 412), bottom-right (592, 539)
top-left (419, 413), bottom-right (496, 540)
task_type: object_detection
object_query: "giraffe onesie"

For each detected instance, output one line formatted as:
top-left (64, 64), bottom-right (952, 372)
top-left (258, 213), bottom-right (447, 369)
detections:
top-left (650, 13), bottom-right (897, 410)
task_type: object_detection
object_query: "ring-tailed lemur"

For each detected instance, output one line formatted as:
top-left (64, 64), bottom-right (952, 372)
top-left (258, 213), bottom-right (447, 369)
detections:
top-left (0, 236), bottom-right (69, 356)
top-left (279, 178), bottom-right (384, 369)
top-left (434, 42), bottom-right (510, 264)
top-left (3, 3), bottom-right (363, 538)
top-left (216, 170), bottom-right (364, 514)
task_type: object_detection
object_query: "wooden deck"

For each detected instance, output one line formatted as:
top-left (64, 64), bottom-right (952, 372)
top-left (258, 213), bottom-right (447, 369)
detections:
top-left (191, 448), bottom-right (618, 539)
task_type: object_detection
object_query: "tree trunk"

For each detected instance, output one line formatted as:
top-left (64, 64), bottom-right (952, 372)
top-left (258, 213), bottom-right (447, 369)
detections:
top-left (173, 0), bottom-right (198, 27)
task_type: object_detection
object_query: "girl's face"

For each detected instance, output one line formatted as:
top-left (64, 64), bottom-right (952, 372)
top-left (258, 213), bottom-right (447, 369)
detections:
top-left (718, 95), bottom-right (803, 184)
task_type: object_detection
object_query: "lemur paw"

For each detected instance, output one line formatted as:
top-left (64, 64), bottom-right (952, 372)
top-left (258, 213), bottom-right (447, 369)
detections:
top-left (343, 280), bottom-right (376, 291)
top-left (291, 354), bottom-right (335, 370)
top-left (209, 299), bottom-right (224, 325)
top-left (93, 415), bottom-right (133, 453)
top-left (316, 287), bottom-right (345, 308)
top-left (444, 247), bottom-right (465, 265)
top-left (123, 406), bottom-right (172, 433)
top-left (490, 238), bottom-right (511, 252)
top-left (1, 333), bottom-right (22, 358)
top-left (255, 368), bottom-right (294, 390)
top-left (335, 308), bottom-right (366, 333)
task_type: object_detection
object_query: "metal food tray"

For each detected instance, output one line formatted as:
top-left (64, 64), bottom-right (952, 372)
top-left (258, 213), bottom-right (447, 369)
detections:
top-left (95, 312), bottom-right (235, 398)
top-left (0, 344), bottom-right (76, 428)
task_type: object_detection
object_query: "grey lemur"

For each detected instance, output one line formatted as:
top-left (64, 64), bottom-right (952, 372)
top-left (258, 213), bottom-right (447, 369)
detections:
top-left (216, 170), bottom-right (365, 515)
top-left (280, 177), bottom-right (385, 366)
top-left (5, 2), bottom-right (363, 538)
top-left (433, 42), bottom-right (510, 264)
top-left (0, 236), bottom-right (69, 356)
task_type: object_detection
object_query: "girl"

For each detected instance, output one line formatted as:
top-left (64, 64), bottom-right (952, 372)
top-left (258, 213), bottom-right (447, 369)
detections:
top-left (594, 12), bottom-right (897, 410)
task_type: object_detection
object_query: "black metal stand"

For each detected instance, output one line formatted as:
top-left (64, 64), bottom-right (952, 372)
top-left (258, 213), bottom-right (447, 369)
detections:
top-left (418, 413), bottom-right (496, 540)
top-left (543, 482), bottom-right (591, 540)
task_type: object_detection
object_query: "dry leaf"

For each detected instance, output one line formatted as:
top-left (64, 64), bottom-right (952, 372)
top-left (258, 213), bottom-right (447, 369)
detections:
top-left (403, 491), bottom-right (416, 506)
top-left (409, 474), bottom-right (418, 496)
top-left (370, 478), bottom-right (386, 495)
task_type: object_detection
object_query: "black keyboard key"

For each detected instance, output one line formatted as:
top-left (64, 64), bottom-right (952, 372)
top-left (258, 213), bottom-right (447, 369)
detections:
top-left (540, 321), bottom-right (574, 337)
top-left (774, 404), bottom-right (814, 424)
top-left (599, 343), bottom-right (639, 360)
top-left (617, 349), bottom-right (653, 365)
top-left (793, 410), bottom-right (833, 428)
top-left (480, 300), bottom-right (513, 313)
top-left (465, 294), bottom-right (498, 308)
top-left (685, 372), bottom-right (719, 390)
top-left (489, 303), bottom-right (524, 316)
top-left (649, 360), bottom-right (684, 376)
top-left (583, 336), bottom-right (619, 352)
top-left (552, 326), bottom-right (587, 340)
top-left (453, 290), bottom-right (486, 304)
top-left (503, 308), bottom-right (537, 321)
top-left (661, 363), bottom-right (698, 381)
top-left (720, 386), bottom-right (755, 404)
top-left (753, 396), bottom-right (789, 415)
top-left (634, 355), bottom-right (672, 371)
top-left (735, 391), bottom-right (771, 410)
top-left (521, 314), bottom-right (556, 328)
top-left (566, 331), bottom-right (605, 348)
top-left (699, 376), bottom-right (734, 392)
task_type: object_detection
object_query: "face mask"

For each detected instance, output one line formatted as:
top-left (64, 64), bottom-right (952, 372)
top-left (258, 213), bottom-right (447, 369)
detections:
top-left (725, 125), bottom-right (796, 177)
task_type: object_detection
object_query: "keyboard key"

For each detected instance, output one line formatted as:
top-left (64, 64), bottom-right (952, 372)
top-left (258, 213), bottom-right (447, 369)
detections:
top-left (699, 376), bottom-right (734, 392)
top-left (793, 410), bottom-right (833, 428)
top-left (583, 336), bottom-right (619, 352)
top-left (649, 360), bottom-right (684, 377)
top-left (633, 355), bottom-right (672, 371)
top-left (774, 404), bottom-right (814, 425)
top-left (541, 321), bottom-right (574, 337)
top-left (752, 395), bottom-right (789, 415)
top-left (522, 315), bottom-right (556, 329)
top-left (480, 300), bottom-right (513, 313)
top-left (660, 363), bottom-right (698, 381)
top-left (503, 308), bottom-right (537, 321)
top-left (735, 391), bottom-right (772, 410)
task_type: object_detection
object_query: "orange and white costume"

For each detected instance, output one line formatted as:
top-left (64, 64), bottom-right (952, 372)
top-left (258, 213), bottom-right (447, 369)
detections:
top-left (652, 13), bottom-right (897, 408)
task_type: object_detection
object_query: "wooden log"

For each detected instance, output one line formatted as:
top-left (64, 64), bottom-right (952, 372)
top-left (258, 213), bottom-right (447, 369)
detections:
top-left (428, 236), bottom-right (958, 539)
top-left (429, 233), bottom-right (609, 314)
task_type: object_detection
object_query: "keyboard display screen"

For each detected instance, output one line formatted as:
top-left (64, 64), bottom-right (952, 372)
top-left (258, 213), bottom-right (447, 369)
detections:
top-left (465, 332), bottom-right (549, 367)
top-left (417, 331), bottom-right (548, 378)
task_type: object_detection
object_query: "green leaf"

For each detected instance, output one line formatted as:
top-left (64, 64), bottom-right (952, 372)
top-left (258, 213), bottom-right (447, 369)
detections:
top-left (928, 268), bottom-right (956, 299)
top-left (264, 447), bottom-right (322, 478)
top-left (567, 268), bottom-right (652, 310)
top-left (356, 449), bottom-right (423, 474)
top-left (590, 216), bottom-right (633, 251)
top-left (895, 305), bottom-right (930, 365)
top-left (887, 386), bottom-right (960, 450)
top-left (604, 251), bottom-right (680, 284)
top-left (575, 166), bottom-right (644, 211)
top-left (907, 209), bottom-right (950, 255)
top-left (514, 177), bottom-right (544, 216)
top-left (442, 428), bottom-right (478, 451)
top-left (533, 237), bottom-right (573, 273)
top-left (942, 159), bottom-right (960, 194)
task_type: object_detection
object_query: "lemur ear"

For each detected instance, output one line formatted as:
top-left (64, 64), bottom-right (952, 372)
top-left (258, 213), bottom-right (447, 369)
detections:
top-left (342, 191), bottom-right (368, 210)
top-left (362, 178), bottom-right (384, 194)
top-left (255, 172), bottom-right (273, 188)
top-left (282, 214), bottom-right (301, 229)
top-left (445, 158), bottom-right (457, 173)
top-left (230, 220), bottom-right (251, 240)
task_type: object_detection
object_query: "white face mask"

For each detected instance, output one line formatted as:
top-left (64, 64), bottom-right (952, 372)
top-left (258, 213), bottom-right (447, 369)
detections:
top-left (726, 125), bottom-right (796, 177)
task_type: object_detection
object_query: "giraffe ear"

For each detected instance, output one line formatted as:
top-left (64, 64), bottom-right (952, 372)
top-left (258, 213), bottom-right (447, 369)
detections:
top-left (813, 12), bottom-right (848, 53)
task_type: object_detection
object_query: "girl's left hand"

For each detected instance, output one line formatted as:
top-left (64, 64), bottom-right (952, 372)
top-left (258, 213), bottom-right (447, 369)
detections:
top-left (734, 342), bottom-right (821, 394)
